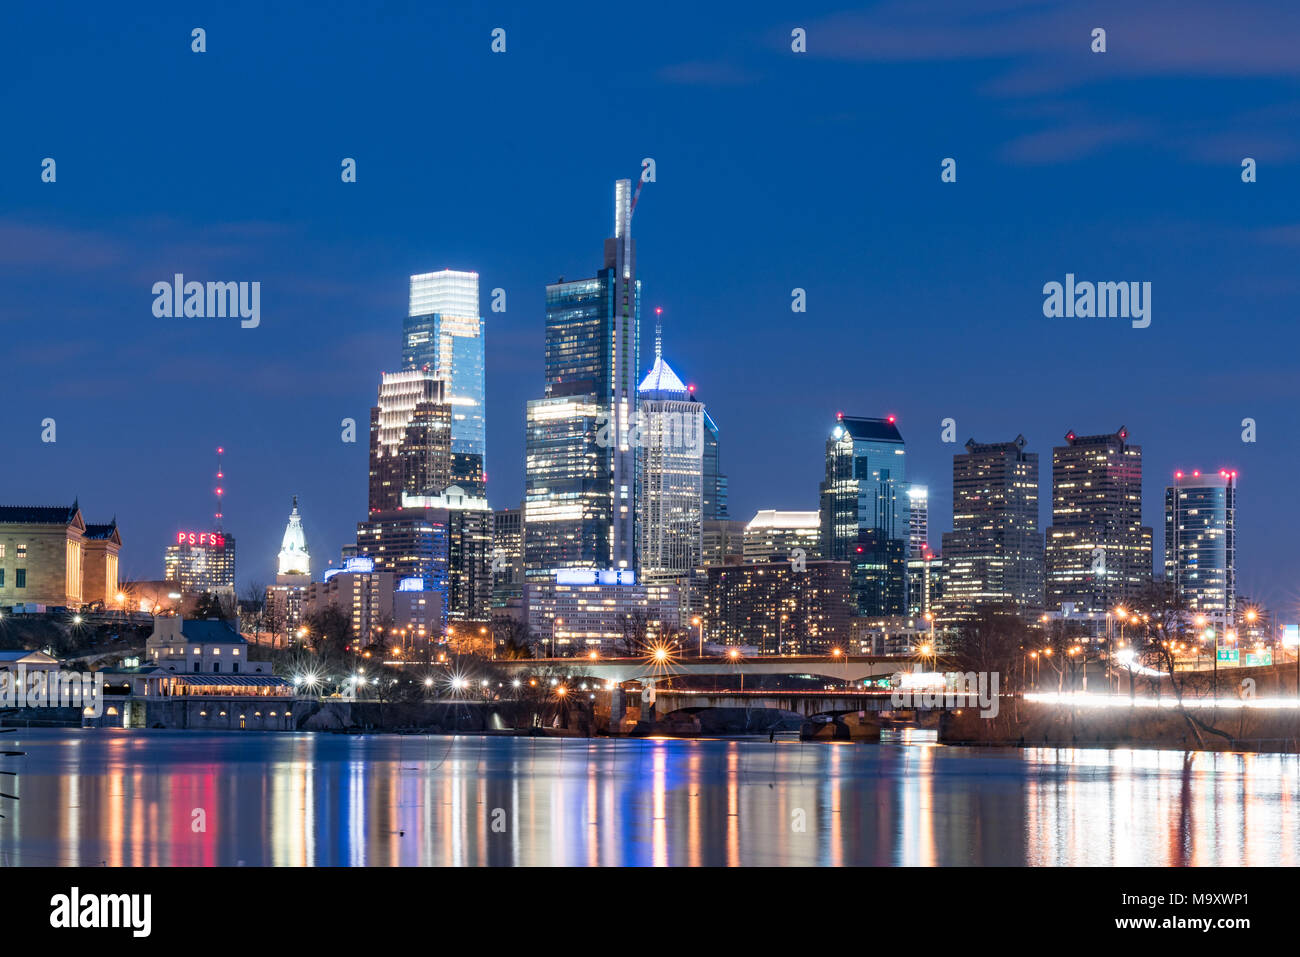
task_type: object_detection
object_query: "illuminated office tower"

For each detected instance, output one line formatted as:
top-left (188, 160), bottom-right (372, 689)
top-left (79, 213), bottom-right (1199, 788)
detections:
top-left (524, 179), bottom-right (642, 580)
top-left (402, 486), bottom-right (493, 621)
top-left (1045, 427), bottom-right (1153, 613)
top-left (164, 531), bottom-right (236, 597)
top-left (403, 270), bottom-right (486, 496)
top-left (743, 510), bottom-right (820, 564)
top-left (354, 509), bottom-right (451, 632)
top-left (818, 414), bottom-right (910, 616)
top-left (523, 394), bottom-right (605, 580)
top-left (1165, 469), bottom-right (1236, 629)
top-left (368, 370), bottom-right (452, 513)
top-left (636, 320), bottom-right (703, 584)
top-left (491, 505), bottom-right (525, 611)
top-left (907, 486), bottom-right (929, 558)
top-left (939, 436), bottom-right (1043, 622)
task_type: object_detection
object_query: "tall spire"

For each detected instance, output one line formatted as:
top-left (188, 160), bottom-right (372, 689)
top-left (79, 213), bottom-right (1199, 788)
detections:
top-left (654, 306), bottom-right (663, 361)
top-left (277, 496), bottom-right (310, 577)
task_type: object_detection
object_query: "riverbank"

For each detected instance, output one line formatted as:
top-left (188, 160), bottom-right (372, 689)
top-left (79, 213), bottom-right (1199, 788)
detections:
top-left (940, 699), bottom-right (1300, 753)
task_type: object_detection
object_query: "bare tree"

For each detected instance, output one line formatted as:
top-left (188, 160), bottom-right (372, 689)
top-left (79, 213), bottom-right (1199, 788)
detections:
top-left (242, 581), bottom-right (266, 645)
top-left (616, 609), bottom-right (650, 657)
top-left (492, 615), bottom-right (535, 659)
top-left (1129, 582), bottom-right (1234, 748)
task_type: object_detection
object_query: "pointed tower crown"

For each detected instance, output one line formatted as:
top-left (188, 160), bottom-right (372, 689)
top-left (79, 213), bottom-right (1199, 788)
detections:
top-left (277, 496), bottom-right (310, 577)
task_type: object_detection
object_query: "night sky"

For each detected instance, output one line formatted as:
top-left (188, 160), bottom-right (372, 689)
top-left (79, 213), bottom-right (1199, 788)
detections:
top-left (4, 1), bottom-right (1298, 615)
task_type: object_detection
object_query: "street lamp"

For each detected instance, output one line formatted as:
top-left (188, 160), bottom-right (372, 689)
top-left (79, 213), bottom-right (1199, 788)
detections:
top-left (691, 616), bottom-right (703, 657)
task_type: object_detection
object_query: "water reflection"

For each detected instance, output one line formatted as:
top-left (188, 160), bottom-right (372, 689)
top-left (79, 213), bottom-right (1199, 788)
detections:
top-left (1, 729), bottom-right (1297, 866)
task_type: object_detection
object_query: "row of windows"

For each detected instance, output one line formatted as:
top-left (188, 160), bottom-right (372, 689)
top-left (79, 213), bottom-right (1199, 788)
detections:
top-left (157, 646), bottom-right (240, 655)
top-left (0, 569), bottom-right (26, 588)
top-left (0, 545), bottom-right (25, 560)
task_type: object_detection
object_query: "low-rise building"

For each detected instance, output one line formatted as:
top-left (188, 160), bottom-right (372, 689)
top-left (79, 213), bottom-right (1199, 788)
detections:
top-left (146, 616), bottom-right (271, 676)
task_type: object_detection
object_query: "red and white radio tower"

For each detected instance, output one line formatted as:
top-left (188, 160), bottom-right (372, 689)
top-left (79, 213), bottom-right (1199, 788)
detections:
top-left (214, 446), bottom-right (226, 533)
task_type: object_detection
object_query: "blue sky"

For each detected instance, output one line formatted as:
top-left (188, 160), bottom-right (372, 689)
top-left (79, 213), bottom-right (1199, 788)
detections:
top-left (4, 1), bottom-right (1299, 614)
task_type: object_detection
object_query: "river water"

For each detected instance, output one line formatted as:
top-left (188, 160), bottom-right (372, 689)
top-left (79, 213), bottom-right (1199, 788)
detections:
top-left (1, 728), bottom-right (1296, 866)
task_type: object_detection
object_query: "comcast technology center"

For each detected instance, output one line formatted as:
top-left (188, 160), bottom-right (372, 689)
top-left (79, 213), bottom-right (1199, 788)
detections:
top-left (403, 270), bottom-right (486, 496)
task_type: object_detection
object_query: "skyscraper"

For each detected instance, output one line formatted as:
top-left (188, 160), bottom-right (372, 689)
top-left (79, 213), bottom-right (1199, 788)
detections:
top-left (1165, 469), bottom-right (1236, 628)
top-left (702, 407), bottom-right (728, 520)
top-left (164, 531), bottom-right (235, 598)
top-left (907, 486), bottom-right (929, 558)
top-left (818, 414), bottom-right (910, 616)
top-left (524, 179), bottom-right (643, 580)
top-left (402, 486), bottom-right (493, 622)
top-left (491, 504), bottom-right (525, 612)
top-left (636, 319), bottom-right (703, 584)
top-left (354, 508), bottom-right (450, 629)
top-left (368, 370), bottom-right (451, 513)
top-left (1045, 427), bottom-right (1153, 613)
top-left (403, 270), bottom-right (486, 496)
top-left (939, 436), bottom-right (1044, 622)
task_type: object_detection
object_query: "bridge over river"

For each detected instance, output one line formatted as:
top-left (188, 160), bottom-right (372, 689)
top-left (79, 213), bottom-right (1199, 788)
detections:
top-left (494, 654), bottom-right (924, 685)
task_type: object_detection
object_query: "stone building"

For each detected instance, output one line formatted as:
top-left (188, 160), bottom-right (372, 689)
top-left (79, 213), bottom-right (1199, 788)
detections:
top-left (0, 503), bottom-right (121, 609)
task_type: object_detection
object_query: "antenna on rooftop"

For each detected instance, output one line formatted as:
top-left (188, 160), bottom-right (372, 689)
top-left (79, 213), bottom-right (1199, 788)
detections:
top-left (214, 446), bottom-right (225, 532)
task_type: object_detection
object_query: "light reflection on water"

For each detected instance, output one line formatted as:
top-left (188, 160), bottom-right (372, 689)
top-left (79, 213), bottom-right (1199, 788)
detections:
top-left (1, 728), bottom-right (1296, 866)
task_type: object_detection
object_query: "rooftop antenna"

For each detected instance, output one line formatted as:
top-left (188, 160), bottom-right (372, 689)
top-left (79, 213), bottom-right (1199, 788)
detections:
top-left (214, 446), bottom-right (225, 532)
top-left (654, 306), bottom-right (663, 361)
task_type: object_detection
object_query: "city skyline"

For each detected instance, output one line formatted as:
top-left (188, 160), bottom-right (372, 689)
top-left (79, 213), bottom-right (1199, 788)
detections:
top-left (3, 4), bottom-right (1294, 615)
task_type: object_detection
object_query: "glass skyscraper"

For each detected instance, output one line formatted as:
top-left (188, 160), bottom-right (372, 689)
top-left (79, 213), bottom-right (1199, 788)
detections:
top-left (524, 180), bottom-right (642, 580)
top-left (818, 414), bottom-right (910, 616)
top-left (701, 406), bottom-right (728, 520)
top-left (636, 323), bottom-right (703, 585)
top-left (1165, 469), bottom-right (1236, 628)
top-left (402, 270), bottom-right (485, 497)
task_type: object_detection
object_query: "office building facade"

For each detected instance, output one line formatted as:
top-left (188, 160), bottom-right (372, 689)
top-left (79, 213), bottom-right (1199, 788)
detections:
top-left (939, 436), bottom-right (1044, 622)
top-left (702, 407), bottom-right (728, 520)
top-left (636, 326), bottom-right (703, 584)
top-left (524, 570), bottom-right (679, 654)
top-left (368, 370), bottom-right (452, 513)
top-left (402, 269), bottom-right (486, 496)
top-left (818, 414), bottom-right (910, 616)
top-left (164, 531), bottom-right (235, 598)
top-left (1045, 427), bottom-right (1153, 613)
top-left (402, 486), bottom-right (493, 621)
top-left (704, 560), bottom-right (854, 655)
top-left (1165, 469), bottom-right (1236, 628)
top-left (524, 180), bottom-right (642, 581)
top-left (742, 510), bottom-right (820, 564)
